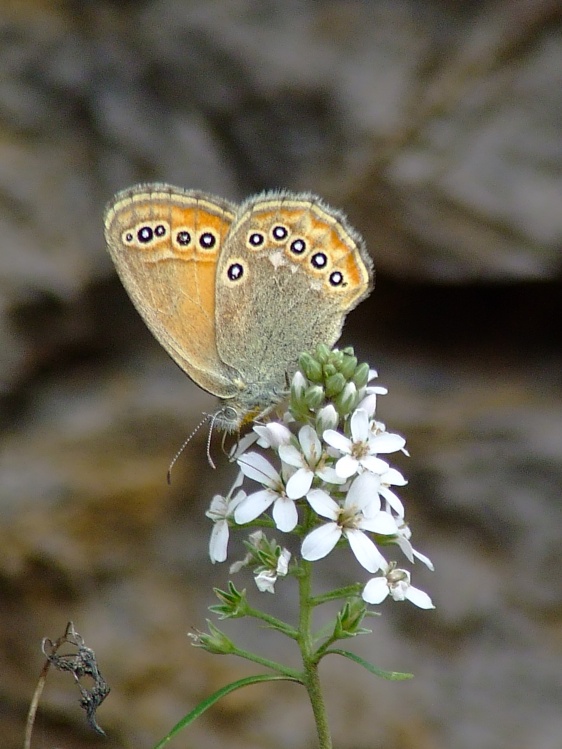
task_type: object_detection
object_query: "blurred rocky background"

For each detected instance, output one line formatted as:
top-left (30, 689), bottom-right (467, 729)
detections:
top-left (0, 1), bottom-right (561, 748)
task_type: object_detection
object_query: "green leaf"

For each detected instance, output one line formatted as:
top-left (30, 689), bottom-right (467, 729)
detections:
top-left (152, 674), bottom-right (302, 748)
top-left (324, 649), bottom-right (413, 681)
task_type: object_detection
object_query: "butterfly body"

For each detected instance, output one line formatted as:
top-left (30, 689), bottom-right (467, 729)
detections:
top-left (104, 184), bottom-right (373, 431)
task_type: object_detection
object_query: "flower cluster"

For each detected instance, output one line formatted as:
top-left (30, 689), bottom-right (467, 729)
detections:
top-left (206, 346), bottom-right (434, 609)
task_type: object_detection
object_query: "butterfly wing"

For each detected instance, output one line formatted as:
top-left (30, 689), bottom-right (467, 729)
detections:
top-left (215, 191), bottom-right (373, 396)
top-left (104, 183), bottom-right (241, 398)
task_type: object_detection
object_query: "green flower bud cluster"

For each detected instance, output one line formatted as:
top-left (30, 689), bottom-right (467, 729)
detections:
top-left (291, 344), bottom-right (370, 422)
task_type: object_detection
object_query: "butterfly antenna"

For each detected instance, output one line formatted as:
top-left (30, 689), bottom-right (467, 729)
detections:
top-left (167, 413), bottom-right (213, 484)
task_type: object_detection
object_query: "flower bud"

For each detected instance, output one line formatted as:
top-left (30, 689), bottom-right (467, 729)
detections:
top-left (325, 372), bottom-right (346, 398)
top-left (315, 343), bottom-right (331, 364)
top-left (316, 404), bottom-right (339, 432)
top-left (335, 381), bottom-right (358, 414)
top-left (339, 354), bottom-right (358, 380)
top-left (299, 352), bottom-right (323, 382)
top-left (304, 384), bottom-right (325, 410)
top-left (353, 362), bottom-right (370, 389)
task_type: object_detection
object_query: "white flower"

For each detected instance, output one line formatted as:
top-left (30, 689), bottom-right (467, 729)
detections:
top-left (301, 472), bottom-right (397, 572)
top-left (235, 452), bottom-right (298, 532)
top-left (254, 548), bottom-right (291, 593)
top-left (362, 564), bottom-right (434, 609)
top-left (206, 472), bottom-right (246, 563)
top-left (279, 424), bottom-right (334, 499)
top-left (323, 408), bottom-right (405, 479)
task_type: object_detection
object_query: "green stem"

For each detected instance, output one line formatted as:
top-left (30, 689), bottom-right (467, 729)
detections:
top-left (310, 583), bottom-right (363, 606)
top-left (244, 605), bottom-right (299, 639)
top-left (228, 644), bottom-right (301, 680)
top-left (297, 557), bottom-right (332, 749)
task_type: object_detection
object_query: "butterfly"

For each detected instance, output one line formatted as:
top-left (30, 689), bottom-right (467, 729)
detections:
top-left (104, 184), bottom-right (373, 432)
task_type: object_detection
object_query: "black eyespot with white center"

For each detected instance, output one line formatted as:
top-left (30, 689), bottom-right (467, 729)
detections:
top-left (311, 252), bottom-right (327, 269)
top-left (125, 232), bottom-right (133, 243)
top-left (329, 271), bottom-right (344, 287)
top-left (155, 224), bottom-right (166, 237)
top-left (176, 230), bottom-right (191, 246)
top-left (272, 225), bottom-right (288, 241)
top-left (199, 232), bottom-right (216, 249)
top-left (248, 231), bottom-right (265, 247)
top-left (227, 262), bottom-right (244, 281)
top-left (290, 238), bottom-right (306, 254)
top-left (137, 226), bottom-right (153, 243)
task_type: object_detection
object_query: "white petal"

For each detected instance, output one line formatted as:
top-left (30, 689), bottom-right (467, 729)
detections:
top-left (412, 548), bottom-right (435, 571)
top-left (306, 488), bottom-right (339, 519)
top-left (360, 455), bottom-right (390, 475)
top-left (237, 452), bottom-right (280, 487)
top-left (301, 523), bottom-right (341, 561)
top-left (272, 497), bottom-right (299, 532)
top-left (276, 548), bottom-right (291, 575)
top-left (335, 454), bottom-right (359, 479)
top-left (350, 409), bottom-right (369, 441)
top-left (379, 486), bottom-right (405, 517)
top-left (206, 494), bottom-right (228, 520)
top-left (362, 577), bottom-right (389, 604)
top-left (230, 431), bottom-right (259, 459)
top-left (368, 432), bottom-right (406, 454)
top-left (382, 467), bottom-right (407, 486)
top-left (405, 586), bottom-right (435, 609)
top-left (234, 489), bottom-right (276, 524)
top-left (229, 489), bottom-right (247, 512)
top-left (209, 520), bottom-right (229, 563)
top-left (315, 465), bottom-right (347, 485)
top-left (345, 472), bottom-right (381, 515)
top-left (365, 385), bottom-right (387, 395)
top-left (248, 530), bottom-right (266, 546)
top-left (360, 509), bottom-right (398, 536)
top-left (357, 393), bottom-right (378, 416)
top-left (345, 529), bottom-right (387, 572)
top-left (229, 558), bottom-right (246, 574)
top-left (278, 443), bottom-right (305, 468)
top-left (286, 467), bottom-right (313, 499)
top-left (394, 533), bottom-right (414, 563)
top-left (299, 425), bottom-right (321, 463)
top-left (322, 429), bottom-right (352, 454)
top-left (280, 461), bottom-right (297, 487)
top-left (255, 570), bottom-right (276, 593)
top-left (254, 422), bottom-right (292, 448)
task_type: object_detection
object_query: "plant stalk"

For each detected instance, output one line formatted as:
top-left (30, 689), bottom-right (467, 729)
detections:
top-left (297, 558), bottom-right (332, 749)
